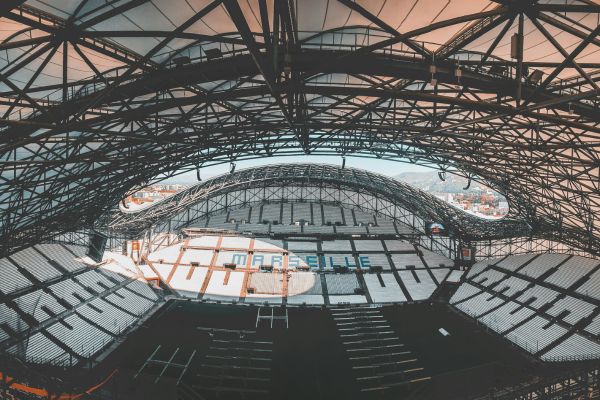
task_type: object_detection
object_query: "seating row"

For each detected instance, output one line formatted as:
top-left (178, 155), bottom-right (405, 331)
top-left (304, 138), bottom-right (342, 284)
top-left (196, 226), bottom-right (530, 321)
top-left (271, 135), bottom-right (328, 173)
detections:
top-left (0, 245), bottom-right (161, 367)
top-left (196, 202), bottom-right (411, 229)
top-left (454, 252), bottom-right (600, 362)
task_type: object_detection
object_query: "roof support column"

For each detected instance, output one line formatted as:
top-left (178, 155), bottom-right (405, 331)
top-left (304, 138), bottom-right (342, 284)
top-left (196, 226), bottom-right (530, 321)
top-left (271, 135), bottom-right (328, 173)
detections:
top-left (515, 13), bottom-right (524, 105)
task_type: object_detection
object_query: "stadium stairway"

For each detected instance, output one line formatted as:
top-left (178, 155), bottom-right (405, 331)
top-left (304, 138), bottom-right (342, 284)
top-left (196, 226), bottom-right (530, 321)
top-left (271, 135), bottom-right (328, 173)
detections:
top-left (331, 306), bottom-right (431, 396)
top-left (191, 329), bottom-right (273, 399)
top-left (428, 277), bottom-right (459, 304)
top-left (177, 382), bottom-right (206, 400)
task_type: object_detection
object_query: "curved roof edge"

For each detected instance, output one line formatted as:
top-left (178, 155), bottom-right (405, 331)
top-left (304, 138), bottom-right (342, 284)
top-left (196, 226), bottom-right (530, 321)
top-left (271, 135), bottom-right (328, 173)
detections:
top-left (100, 163), bottom-right (530, 240)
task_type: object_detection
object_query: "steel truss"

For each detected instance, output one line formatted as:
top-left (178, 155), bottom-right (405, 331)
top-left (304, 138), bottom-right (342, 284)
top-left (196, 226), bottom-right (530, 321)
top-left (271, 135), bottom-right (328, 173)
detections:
top-left (98, 163), bottom-right (587, 261)
top-left (0, 1), bottom-right (599, 258)
top-left (477, 362), bottom-right (600, 400)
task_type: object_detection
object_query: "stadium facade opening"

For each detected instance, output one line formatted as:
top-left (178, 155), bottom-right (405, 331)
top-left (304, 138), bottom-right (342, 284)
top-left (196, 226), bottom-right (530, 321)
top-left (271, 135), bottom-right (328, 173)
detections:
top-left (1, 1), bottom-right (600, 399)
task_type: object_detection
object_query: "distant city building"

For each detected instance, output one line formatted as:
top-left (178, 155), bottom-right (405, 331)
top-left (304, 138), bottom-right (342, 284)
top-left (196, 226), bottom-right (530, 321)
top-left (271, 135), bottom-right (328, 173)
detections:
top-left (125, 184), bottom-right (189, 208)
top-left (395, 171), bottom-right (508, 219)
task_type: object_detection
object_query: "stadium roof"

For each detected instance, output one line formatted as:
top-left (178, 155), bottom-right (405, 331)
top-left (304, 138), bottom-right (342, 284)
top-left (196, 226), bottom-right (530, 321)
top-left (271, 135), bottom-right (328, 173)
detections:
top-left (103, 163), bottom-right (531, 240)
top-left (0, 0), bottom-right (599, 256)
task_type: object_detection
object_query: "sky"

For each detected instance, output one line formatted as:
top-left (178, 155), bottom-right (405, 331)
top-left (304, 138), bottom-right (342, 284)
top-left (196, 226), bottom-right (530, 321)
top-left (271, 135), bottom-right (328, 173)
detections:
top-left (162, 155), bottom-right (436, 184)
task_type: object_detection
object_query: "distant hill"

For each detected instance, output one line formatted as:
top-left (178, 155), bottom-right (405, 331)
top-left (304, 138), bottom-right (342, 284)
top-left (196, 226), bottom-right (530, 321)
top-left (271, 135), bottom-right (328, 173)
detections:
top-left (393, 171), bottom-right (496, 194)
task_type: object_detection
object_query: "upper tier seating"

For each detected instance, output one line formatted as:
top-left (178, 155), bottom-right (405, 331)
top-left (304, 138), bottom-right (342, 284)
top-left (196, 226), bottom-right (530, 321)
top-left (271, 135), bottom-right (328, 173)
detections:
top-left (364, 274), bottom-right (406, 303)
top-left (474, 268), bottom-right (506, 287)
top-left (354, 209), bottom-right (374, 225)
top-left (384, 240), bottom-right (415, 252)
top-left (454, 291), bottom-right (505, 318)
top-left (0, 303), bottom-right (31, 337)
top-left (293, 203), bottom-right (312, 224)
top-left (478, 301), bottom-right (535, 334)
top-left (281, 203), bottom-right (292, 225)
top-left (354, 240), bottom-right (384, 252)
top-left (368, 225), bottom-right (397, 235)
top-left (517, 285), bottom-right (560, 308)
top-left (8, 332), bottom-right (71, 366)
top-left (546, 296), bottom-right (595, 325)
top-left (254, 238), bottom-right (284, 250)
top-left (323, 254), bottom-right (358, 269)
top-left (105, 283), bottom-right (157, 316)
top-left (49, 278), bottom-right (93, 306)
top-left (362, 253), bottom-right (392, 270)
top-left (322, 205), bottom-right (343, 224)
top-left (585, 314), bottom-right (600, 336)
top-left (35, 244), bottom-right (87, 273)
top-left (228, 207), bottom-right (249, 222)
top-left (420, 248), bottom-right (454, 268)
top-left (375, 216), bottom-right (394, 227)
top-left (261, 204), bottom-right (281, 224)
top-left (446, 269), bottom-right (464, 283)
top-left (325, 274), bottom-right (360, 295)
top-left (454, 252), bottom-right (600, 362)
top-left (287, 241), bottom-right (318, 252)
top-left (508, 316), bottom-right (567, 354)
top-left (77, 298), bottom-right (138, 335)
top-left (206, 221), bottom-right (236, 230)
top-left (1, 245), bottom-right (160, 367)
top-left (312, 204), bottom-right (323, 225)
top-left (335, 225), bottom-right (367, 234)
top-left (76, 270), bottom-right (118, 294)
top-left (47, 314), bottom-right (113, 358)
top-left (0, 258), bottom-right (32, 294)
top-left (494, 276), bottom-right (530, 297)
top-left (395, 224), bottom-right (415, 235)
top-left (303, 225), bottom-right (334, 234)
top-left (541, 333), bottom-right (600, 361)
top-left (250, 205), bottom-right (262, 223)
top-left (431, 268), bottom-right (450, 283)
top-left (288, 272), bottom-right (322, 295)
top-left (321, 240), bottom-right (352, 252)
top-left (399, 270), bottom-right (437, 301)
top-left (14, 290), bottom-right (66, 323)
top-left (574, 259), bottom-right (600, 298)
top-left (239, 223), bottom-right (269, 234)
top-left (128, 278), bottom-right (160, 300)
top-left (208, 212), bottom-right (226, 224)
top-left (518, 254), bottom-right (569, 279)
top-left (190, 219), bottom-right (208, 228)
top-left (270, 224), bottom-right (301, 234)
top-left (450, 282), bottom-right (482, 303)
top-left (543, 255), bottom-right (596, 289)
top-left (391, 254), bottom-right (425, 269)
top-left (495, 254), bottom-right (538, 272)
top-left (180, 204), bottom-right (450, 265)
top-left (9, 247), bottom-right (61, 282)
top-left (467, 258), bottom-right (501, 278)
